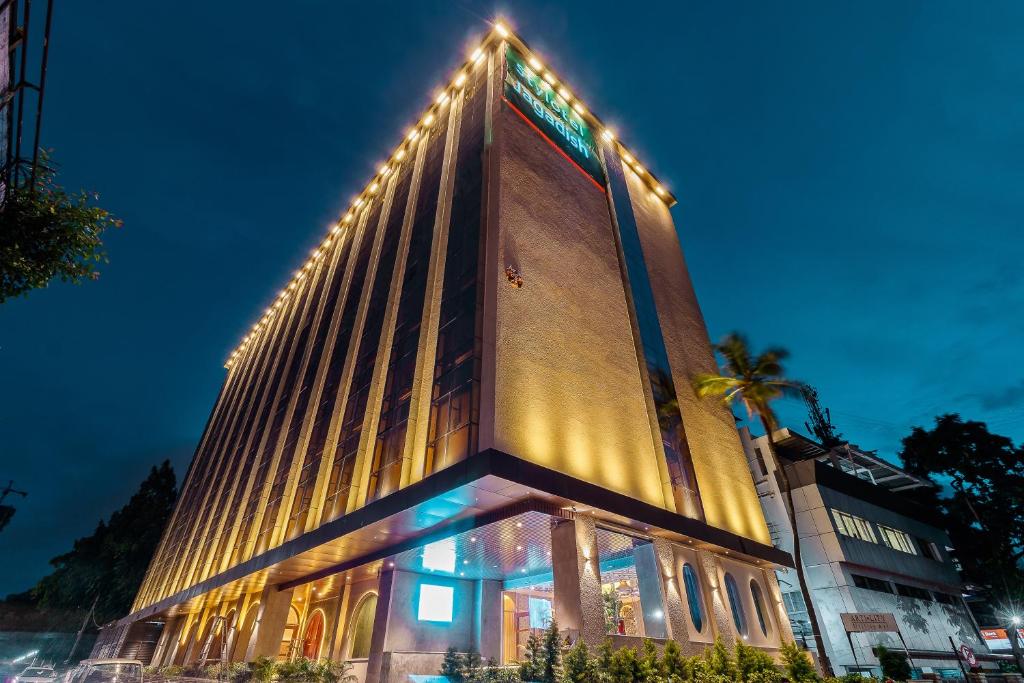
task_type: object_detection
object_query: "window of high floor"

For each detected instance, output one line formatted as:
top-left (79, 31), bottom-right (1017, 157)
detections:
top-left (915, 536), bottom-right (942, 561)
top-left (832, 509), bottom-right (877, 543)
top-left (878, 525), bottom-right (918, 555)
top-left (852, 573), bottom-right (893, 594)
top-left (894, 583), bottom-right (932, 601)
top-left (933, 592), bottom-right (958, 605)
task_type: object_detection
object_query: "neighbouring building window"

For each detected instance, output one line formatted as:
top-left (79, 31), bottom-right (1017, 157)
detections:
top-left (682, 563), bottom-right (705, 633)
top-left (754, 448), bottom-right (768, 477)
top-left (750, 579), bottom-right (771, 637)
top-left (878, 525), bottom-right (918, 554)
top-left (724, 573), bottom-right (747, 637)
top-left (895, 583), bottom-right (933, 601)
top-left (852, 573), bottom-right (893, 594)
top-left (782, 591), bottom-right (816, 650)
top-left (832, 509), bottom-right (877, 543)
top-left (916, 537), bottom-right (942, 561)
top-left (933, 592), bottom-right (957, 605)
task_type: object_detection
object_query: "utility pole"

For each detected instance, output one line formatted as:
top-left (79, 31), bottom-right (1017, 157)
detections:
top-left (65, 594), bottom-right (98, 665)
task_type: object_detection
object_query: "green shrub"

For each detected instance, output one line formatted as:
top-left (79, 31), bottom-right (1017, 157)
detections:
top-left (735, 640), bottom-right (782, 683)
top-left (662, 639), bottom-right (687, 683)
top-left (637, 639), bottom-right (663, 682)
top-left (248, 656), bottom-right (276, 683)
top-left (780, 641), bottom-right (820, 683)
top-left (561, 640), bottom-right (591, 683)
top-left (608, 646), bottom-right (642, 683)
top-left (161, 665), bottom-right (184, 678)
top-left (876, 646), bottom-right (911, 682)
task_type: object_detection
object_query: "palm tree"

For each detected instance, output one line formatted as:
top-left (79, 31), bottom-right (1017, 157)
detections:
top-left (693, 332), bottom-right (834, 676)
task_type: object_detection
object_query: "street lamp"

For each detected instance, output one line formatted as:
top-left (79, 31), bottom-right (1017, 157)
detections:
top-left (1008, 615), bottom-right (1024, 674)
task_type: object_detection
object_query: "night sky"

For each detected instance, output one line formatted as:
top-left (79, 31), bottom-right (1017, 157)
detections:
top-left (1, 1), bottom-right (1022, 596)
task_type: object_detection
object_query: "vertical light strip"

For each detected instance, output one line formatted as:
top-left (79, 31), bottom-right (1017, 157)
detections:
top-left (401, 87), bottom-right (467, 487)
top-left (196, 246), bottom-right (334, 582)
top-left (174, 295), bottom-right (295, 592)
top-left (234, 256), bottom-right (327, 564)
top-left (260, 226), bottom-right (352, 552)
top-left (203, 261), bottom-right (311, 580)
top-left (280, 210), bottom-right (372, 537)
top-left (602, 142), bottom-right (705, 521)
top-left (246, 246), bottom-right (337, 559)
top-left (191, 275), bottom-right (312, 584)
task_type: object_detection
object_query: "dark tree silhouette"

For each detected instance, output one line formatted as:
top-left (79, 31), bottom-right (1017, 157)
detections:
top-left (6, 461), bottom-right (177, 626)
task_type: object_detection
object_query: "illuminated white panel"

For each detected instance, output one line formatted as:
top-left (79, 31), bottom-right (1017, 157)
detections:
top-left (422, 537), bottom-right (457, 573)
top-left (418, 584), bottom-right (454, 622)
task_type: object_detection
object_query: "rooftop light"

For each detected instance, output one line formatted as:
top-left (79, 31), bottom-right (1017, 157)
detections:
top-left (454, 72), bottom-right (467, 88)
top-left (528, 56), bottom-right (543, 71)
top-left (602, 129), bottom-right (615, 141)
top-left (494, 22), bottom-right (509, 38)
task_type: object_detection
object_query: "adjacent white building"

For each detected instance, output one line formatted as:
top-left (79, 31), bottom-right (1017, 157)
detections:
top-left (740, 427), bottom-right (1008, 677)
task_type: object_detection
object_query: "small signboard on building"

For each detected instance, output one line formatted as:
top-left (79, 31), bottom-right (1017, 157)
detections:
top-left (841, 612), bottom-right (900, 633)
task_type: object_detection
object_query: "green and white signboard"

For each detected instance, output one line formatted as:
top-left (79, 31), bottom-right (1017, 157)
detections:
top-left (503, 45), bottom-right (605, 186)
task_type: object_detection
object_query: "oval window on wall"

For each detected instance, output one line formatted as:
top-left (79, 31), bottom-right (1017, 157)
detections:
top-left (750, 579), bottom-right (770, 637)
top-left (682, 563), bottom-right (705, 633)
top-left (724, 573), bottom-right (748, 637)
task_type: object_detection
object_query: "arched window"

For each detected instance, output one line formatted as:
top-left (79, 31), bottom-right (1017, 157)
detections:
top-left (279, 605), bottom-right (301, 660)
top-left (348, 593), bottom-right (378, 660)
top-left (232, 603), bottom-right (260, 662)
top-left (750, 580), bottom-right (770, 637)
top-left (724, 573), bottom-right (747, 637)
top-left (302, 610), bottom-right (325, 660)
top-left (682, 563), bottom-right (705, 633)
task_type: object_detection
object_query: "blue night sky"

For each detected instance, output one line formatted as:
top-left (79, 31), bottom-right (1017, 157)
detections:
top-left (1, 1), bottom-right (1022, 595)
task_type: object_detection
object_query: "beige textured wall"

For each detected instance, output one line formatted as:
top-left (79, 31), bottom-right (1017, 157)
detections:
top-left (492, 103), bottom-right (669, 510)
top-left (623, 164), bottom-right (771, 544)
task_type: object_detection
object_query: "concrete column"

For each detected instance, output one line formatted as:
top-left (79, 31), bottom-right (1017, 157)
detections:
top-left (365, 569), bottom-right (396, 683)
top-left (151, 617), bottom-right (181, 667)
top-left (650, 539), bottom-right (694, 647)
top-left (551, 516), bottom-right (605, 645)
top-left (474, 579), bottom-right (503, 661)
top-left (248, 585), bottom-right (295, 660)
top-left (698, 550), bottom-right (735, 646)
top-left (327, 584), bottom-right (351, 662)
top-left (634, 543), bottom-right (669, 639)
top-left (163, 615), bottom-right (193, 667)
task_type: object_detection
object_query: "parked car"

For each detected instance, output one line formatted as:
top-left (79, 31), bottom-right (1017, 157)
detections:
top-left (15, 666), bottom-right (58, 683)
top-left (62, 660), bottom-right (142, 683)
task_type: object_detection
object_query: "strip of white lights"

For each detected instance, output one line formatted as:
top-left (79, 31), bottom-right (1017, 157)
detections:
top-left (225, 19), bottom-right (675, 368)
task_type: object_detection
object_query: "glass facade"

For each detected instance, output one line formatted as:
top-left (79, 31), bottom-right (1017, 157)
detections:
top-left (603, 144), bottom-right (704, 521)
top-left (366, 104), bottom-right (449, 501)
top-left (422, 69), bottom-right (486, 478)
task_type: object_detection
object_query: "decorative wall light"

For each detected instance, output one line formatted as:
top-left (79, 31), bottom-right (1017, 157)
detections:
top-left (505, 265), bottom-right (524, 288)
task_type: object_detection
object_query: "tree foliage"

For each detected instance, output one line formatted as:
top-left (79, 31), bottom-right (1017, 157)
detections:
top-left (6, 461), bottom-right (176, 625)
top-left (875, 646), bottom-right (911, 682)
top-left (899, 414), bottom-right (1024, 617)
top-left (693, 333), bottom-right (833, 676)
top-left (0, 152), bottom-right (121, 302)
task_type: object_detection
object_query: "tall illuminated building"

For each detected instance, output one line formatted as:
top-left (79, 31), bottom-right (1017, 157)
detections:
top-left (94, 23), bottom-right (795, 682)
